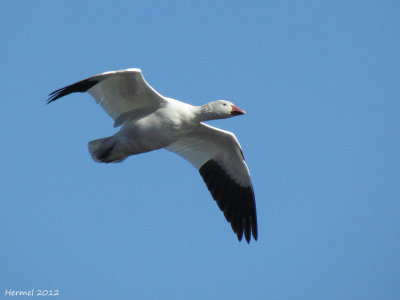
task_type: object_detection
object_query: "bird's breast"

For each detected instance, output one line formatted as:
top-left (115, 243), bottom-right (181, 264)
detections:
top-left (119, 107), bottom-right (198, 151)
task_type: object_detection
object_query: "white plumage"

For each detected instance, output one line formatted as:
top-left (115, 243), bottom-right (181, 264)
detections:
top-left (48, 68), bottom-right (257, 243)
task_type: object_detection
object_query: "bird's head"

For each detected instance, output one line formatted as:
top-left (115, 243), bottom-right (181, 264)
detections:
top-left (204, 100), bottom-right (246, 120)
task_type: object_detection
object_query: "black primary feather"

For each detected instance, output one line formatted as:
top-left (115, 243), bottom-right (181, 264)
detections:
top-left (199, 159), bottom-right (258, 243)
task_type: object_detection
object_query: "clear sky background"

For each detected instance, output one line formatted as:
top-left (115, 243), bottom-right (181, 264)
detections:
top-left (1, 1), bottom-right (399, 299)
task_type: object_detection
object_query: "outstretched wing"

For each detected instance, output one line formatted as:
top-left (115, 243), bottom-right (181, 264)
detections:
top-left (166, 123), bottom-right (258, 243)
top-left (47, 68), bottom-right (167, 126)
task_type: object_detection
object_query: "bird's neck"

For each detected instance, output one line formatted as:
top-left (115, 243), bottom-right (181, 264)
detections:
top-left (195, 103), bottom-right (216, 122)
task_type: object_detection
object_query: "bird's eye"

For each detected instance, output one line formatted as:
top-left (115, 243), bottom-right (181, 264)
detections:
top-left (223, 103), bottom-right (227, 106)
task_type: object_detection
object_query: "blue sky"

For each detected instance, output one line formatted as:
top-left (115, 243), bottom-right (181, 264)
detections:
top-left (1, 1), bottom-right (399, 299)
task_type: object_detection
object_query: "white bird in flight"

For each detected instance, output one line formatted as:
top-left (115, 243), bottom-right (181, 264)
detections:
top-left (48, 68), bottom-right (257, 243)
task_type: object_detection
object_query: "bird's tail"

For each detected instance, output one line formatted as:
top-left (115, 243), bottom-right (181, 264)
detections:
top-left (88, 136), bottom-right (128, 163)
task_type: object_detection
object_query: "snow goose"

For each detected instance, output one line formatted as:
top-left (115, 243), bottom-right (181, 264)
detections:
top-left (47, 68), bottom-right (258, 243)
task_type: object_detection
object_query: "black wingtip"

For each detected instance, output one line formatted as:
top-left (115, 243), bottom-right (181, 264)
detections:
top-left (252, 215), bottom-right (258, 241)
top-left (46, 87), bottom-right (65, 104)
top-left (46, 77), bottom-right (102, 104)
top-left (199, 159), bottom-right (258, 244)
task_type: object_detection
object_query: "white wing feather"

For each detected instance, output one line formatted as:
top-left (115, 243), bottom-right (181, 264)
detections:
top-left (166, 123), bottom-right (252, 187)
top-left (87, 68), bottom-right (167, 122)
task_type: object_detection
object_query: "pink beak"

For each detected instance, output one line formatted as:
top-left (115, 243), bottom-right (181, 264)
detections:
top-left (231, 105), bottom-right (246, 116)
